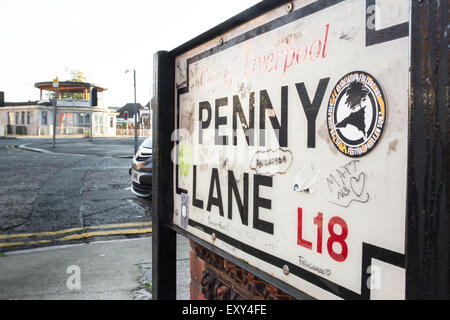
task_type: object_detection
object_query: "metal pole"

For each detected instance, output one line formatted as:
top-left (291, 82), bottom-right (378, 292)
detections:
top-left (152, 51), bottom-right (176, 300)
top-left (134, 69), bottom-right (138, 154)
top-left (89, 108), bottom-right (93, 142)
top-left (52, 86), bottom-right (58, 148)
top-left (405, 0), bottom-right (449, 300)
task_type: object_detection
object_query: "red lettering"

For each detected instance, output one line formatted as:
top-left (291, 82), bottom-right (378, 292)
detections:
top-left (297, 207), bottom-right (312, 249)
top-left (283, 47), bottom-right (296, 75)
top-left (309, 39), bottom-right (322, 61)
top-left (296, 43), bottom-right (308, 64)
top-left (274, 49), bottom-right (283, 71)
top-left (297, 207), bottom-right (349, 262)
top-left (224, 67), bottom-right (232, 87)
top-left (322, 23), bottom-right (330, 58)
top-left (327, 217), bottom-right (348, 262)
top-left (265, 53), bottom-right (275, 72)
top-left (239, 23), bottom-right (330, 77)
top-left (243, 51), bottom-right (252, 78)
top-left (313, 212), bottom-right (323, 254)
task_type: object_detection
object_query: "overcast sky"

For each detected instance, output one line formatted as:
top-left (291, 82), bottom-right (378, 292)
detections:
top-left (0, 0), bottom-right (260, 107)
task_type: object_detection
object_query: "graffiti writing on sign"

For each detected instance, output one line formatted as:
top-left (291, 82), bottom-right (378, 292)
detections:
top-left (250, 148), bottom-right (292, 176)
top-left (326, 160), bottom-right (369, 208)
top-left (298, 256), bottom-right (332, 277)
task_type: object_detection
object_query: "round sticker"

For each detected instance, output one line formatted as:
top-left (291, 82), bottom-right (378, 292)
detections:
top-left (327, 71), bottom-right (387, 157)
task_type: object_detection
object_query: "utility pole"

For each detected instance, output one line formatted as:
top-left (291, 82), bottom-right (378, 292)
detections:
top-left (89, 107), bottom-right (93, 142)
top-left (52, 77), bottom-right (59, 148)
top-left (125, 69), bottom-right (138, 153)
top-left (133, 70), bottom-right (138, 154)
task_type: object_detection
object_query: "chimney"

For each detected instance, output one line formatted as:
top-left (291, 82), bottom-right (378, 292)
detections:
top-left (0, 91), bottom-right (4, 106)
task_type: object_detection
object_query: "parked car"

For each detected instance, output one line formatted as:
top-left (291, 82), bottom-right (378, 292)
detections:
top-left (129, 137), bottom-right (152, 198)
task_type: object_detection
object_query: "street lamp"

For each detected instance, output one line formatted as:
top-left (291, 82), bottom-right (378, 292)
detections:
top-left (52, 77), bottom-right (59, 148)
top-left (125, 69), bottom-right (138, 154)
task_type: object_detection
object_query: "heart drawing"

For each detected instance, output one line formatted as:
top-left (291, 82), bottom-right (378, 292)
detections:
top-left (349, 172), bottom-right (366, 198)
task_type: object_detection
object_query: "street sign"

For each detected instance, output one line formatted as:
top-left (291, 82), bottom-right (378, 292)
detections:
top-left (153, 0), bottom-right (447, 300)
top-left (53, 77), bottom-right (59, 88)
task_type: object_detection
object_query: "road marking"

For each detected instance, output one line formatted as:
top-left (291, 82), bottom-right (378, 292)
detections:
top-left (0, 226), bottom-right (152, 248)
top-left (0, 239), bottom-right (52, 248)
top-left (0, 221), bottom-right (152, 240)
top-left (56, 228), bottom-right (153, 241)
top-left (5, 145), bottom-right (37, 153)
top-left (17, 144), bottom-right (52, 154)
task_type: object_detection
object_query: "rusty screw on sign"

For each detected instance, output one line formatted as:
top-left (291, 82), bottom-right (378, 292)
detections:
top-left (286, 2), bottom-right (293, 13)
top-left (212, 233), bottom-right (216, 241)
top-left (283, 264), bottom-right (290, 275)
top-left (218, 38), bottom-right (224, 46)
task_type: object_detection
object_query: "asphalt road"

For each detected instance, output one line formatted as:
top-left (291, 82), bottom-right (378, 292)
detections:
top-left (0, 136), bottom-right (152, 252)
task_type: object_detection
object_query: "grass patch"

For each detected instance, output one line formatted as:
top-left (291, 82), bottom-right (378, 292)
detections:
top-left (0, 252), bottom-right (6, 257)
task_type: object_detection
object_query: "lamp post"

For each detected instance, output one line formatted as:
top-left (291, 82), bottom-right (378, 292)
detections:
top-left (125, 69), bottom-right (138, 154)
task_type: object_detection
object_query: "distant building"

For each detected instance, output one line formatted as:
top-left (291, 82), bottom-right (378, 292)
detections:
top-left (117, 103), bottom-right (143, 120)
top-left (142, 98), bottom-right (154, 130)
top-left (0, 81), bottom-right (118, 136)
top-left (115, 101), bottom-right (153, 136)
top-left (116, 102), bottom-right (144, 129)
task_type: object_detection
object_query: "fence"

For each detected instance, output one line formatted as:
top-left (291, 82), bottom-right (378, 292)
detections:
top-left (116, 128), bottom-right (151, 137)
top-left (20, 126), bottom-right (151, 137)
top-left (37, 126), bottom-right (89, 136)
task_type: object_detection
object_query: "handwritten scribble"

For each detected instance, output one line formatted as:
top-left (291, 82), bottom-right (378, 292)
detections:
top-left (328, 193), bottom-right (370, 208)
top-left (327, 160), bottom-right (370, 208)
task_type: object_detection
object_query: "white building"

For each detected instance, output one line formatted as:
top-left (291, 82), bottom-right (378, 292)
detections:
top-left (0, 81), bottom-right (118, 136)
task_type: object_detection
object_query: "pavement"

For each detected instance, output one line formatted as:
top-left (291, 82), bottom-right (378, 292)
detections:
top-left (0, 136), bottom-right (192, 300)
top-left (0, 137), bottom-right (151, 250)
top-left (0, 235), bottom-right (191, 300)
top-left (13, 135), bottom-right (147, 158)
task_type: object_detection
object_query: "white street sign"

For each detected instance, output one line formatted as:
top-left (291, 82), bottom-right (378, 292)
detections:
top-left (173, 0), bottom-right (410, 299)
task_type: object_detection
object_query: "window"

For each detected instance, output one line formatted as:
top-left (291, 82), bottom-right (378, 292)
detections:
top-left (8, 112), bottom-right (14, 125)
top-left (93, 114), bottom-right (106, 135)
top-left (110, 117), bottom-right (113, 128)
top-left (15, 112), bottom-right (19, 125)
top-left (57, 112), bottom-right (74, 128)
top-left (21, 112), bottom-right (25, 124)
top-left (27, 111), bottom-right (31, 125)
top-left (41, 111), bottom-right (48, 125)
top-left (78, 112), bottom-right (90, 128)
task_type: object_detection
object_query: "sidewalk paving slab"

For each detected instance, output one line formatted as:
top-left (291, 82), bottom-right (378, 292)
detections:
top-left (0, 235), bottom-right (190, 300)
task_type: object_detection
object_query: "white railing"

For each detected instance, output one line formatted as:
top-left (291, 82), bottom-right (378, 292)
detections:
top-left (116, 128), bottom-right (151, 137)
top-left (56, 99), bottom-right (91, 107)
top-left (56, 127), bottom-right (90, 135)
top-left (37, 126), bottom-right (151, 137)
top-left (38, 126), bottom-right (90, 136)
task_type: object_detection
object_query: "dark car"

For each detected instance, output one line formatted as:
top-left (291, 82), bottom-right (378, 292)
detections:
top-left (129, 137), bottom-right (152, 198)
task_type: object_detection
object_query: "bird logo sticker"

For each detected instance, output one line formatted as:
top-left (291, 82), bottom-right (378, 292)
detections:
top-left (327, 71), bottom-right (387, 157)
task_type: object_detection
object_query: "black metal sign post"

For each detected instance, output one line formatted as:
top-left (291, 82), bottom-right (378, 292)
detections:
top-left (152, 0), bottom-right (448, 300)
top-left (406, 0), bottom-right (448, 300)
top-left (152, 50), bottom-right (177, 300)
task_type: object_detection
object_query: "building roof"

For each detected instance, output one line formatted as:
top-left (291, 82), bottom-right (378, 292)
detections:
top-left (1, 100), bottom-right (52, 107)
top-left (34, 81), bottom-right (106, 93)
